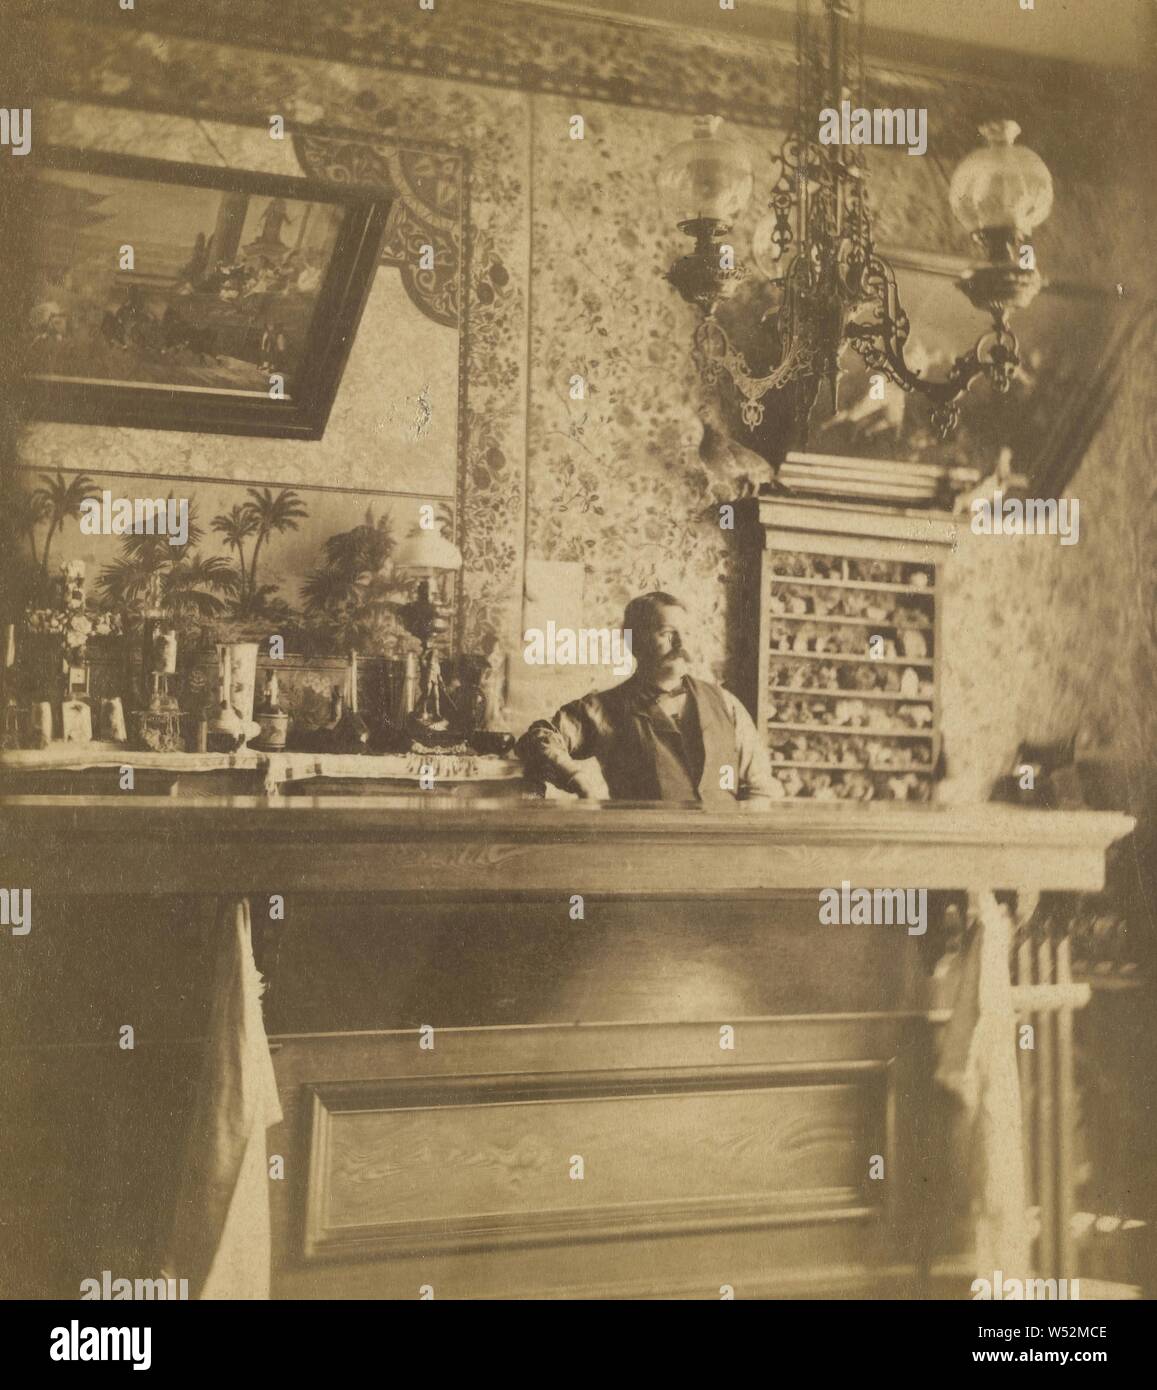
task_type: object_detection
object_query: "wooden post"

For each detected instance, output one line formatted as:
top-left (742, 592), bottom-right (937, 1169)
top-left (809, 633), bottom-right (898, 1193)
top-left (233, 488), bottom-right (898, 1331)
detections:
top-left (1055, 936), bottom-right (1076, 1279)
top-left (1036, 936), bottom-right (1057, 1277)
top-left (1016, 939), bottom-right (1035, 1225)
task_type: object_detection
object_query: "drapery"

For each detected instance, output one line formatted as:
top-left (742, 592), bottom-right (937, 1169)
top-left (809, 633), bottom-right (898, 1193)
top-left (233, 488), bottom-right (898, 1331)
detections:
top-left (164, 896), bottom-right (282, 1299)
top-left (936, 891), bottom-right (1030, 1279)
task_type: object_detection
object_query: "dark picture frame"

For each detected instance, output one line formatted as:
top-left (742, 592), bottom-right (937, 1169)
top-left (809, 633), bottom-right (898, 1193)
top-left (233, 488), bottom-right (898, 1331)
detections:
top-left (25, 146), bottom-right (393, 440)
top-left (802, 247), bottom-right (1128, 491)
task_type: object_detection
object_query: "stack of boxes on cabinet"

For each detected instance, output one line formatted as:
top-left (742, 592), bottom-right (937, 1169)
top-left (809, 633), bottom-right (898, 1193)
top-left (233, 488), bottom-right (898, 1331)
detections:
top-left (737, 495), bottom-right (956, 802)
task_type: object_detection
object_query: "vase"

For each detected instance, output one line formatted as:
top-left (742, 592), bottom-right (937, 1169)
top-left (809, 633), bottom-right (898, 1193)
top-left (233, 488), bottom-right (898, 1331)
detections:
top-left (224, 642), bottom-right (259, 725)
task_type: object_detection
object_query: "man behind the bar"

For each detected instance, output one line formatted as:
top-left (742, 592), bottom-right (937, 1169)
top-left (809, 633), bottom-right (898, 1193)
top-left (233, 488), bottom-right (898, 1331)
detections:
top-left (517, 591), bottom-right (775, 805)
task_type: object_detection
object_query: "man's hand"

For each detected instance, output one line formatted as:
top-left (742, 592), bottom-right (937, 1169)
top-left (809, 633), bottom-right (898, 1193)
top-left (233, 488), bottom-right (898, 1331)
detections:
top-left (568, 765), bottom-right (612, 800)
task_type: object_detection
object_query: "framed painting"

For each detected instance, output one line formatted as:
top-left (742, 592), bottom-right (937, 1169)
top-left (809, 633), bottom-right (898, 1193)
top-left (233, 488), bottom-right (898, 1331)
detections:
top-left (24, 146), bottom-right (393, 439)
top-left (803, 248), bottom-right (1127, 490)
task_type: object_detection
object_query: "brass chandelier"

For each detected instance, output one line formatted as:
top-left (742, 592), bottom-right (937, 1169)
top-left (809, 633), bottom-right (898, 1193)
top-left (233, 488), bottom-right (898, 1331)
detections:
top-left (658, 0), bottom-right (1054, 443)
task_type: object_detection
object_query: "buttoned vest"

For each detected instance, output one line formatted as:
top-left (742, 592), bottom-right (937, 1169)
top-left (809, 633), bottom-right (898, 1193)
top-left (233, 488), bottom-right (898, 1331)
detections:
top-left (611, 677), bottom-right (740, 805)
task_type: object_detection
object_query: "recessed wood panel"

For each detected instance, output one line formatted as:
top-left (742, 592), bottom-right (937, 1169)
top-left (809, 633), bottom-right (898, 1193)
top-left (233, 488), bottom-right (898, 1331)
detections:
top-left (303, 1069), bottom-right (883, 1260)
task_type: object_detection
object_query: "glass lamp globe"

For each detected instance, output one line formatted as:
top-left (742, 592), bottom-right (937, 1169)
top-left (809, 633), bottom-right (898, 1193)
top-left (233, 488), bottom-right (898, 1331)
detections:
top-left (394, 530), bottom-right (463, 574)
top-left (949, 119), bottom-right (1053, 243)
top-left (657, 115), bottom-right (754, 229)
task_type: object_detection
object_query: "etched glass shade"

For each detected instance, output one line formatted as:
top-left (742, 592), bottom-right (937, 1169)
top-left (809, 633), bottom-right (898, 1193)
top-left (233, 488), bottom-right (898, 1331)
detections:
top-left (949, 120), bottom-right (1053, 238)
top-left (657, 115), bottom-right (754, 227)
top-left (393, 531), bottom-right (463, 573)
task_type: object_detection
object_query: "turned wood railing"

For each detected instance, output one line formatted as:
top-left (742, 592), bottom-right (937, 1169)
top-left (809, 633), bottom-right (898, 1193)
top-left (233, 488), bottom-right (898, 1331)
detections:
top-left (1014, 932), bottom-right (1089, 1282)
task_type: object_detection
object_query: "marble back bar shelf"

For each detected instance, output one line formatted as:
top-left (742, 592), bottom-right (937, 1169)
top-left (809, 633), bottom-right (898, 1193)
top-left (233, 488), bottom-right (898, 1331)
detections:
top-left (1, 797), bottom-right (1134, 1300)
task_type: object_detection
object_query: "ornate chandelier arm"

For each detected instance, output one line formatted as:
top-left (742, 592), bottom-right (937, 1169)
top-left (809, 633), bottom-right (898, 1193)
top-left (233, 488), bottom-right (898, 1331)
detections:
top-left (845, 323), bottom-right (977, 440)
top-left (844, 253), bottom-right (1021, 439)
top-left (694, 315), bottom-right (816, 429)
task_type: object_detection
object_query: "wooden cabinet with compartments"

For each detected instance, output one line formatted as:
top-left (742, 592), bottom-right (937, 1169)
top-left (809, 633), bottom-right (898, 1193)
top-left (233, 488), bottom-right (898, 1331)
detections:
top-left (735, 495), bottom-right (958, 803)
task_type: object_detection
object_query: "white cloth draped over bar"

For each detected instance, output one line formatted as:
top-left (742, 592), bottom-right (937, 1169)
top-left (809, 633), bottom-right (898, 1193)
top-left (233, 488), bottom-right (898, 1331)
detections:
top-left (937, 891), bottom-right (1029, 1279)
top-left (164, 896), bottom-right (282, 1300)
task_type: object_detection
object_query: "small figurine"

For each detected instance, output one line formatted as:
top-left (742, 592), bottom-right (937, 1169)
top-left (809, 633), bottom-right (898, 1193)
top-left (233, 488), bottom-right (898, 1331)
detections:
top-left (2, 698), bottom-right (21, 751)
top-left (479, 643), bottom-right (510, 733)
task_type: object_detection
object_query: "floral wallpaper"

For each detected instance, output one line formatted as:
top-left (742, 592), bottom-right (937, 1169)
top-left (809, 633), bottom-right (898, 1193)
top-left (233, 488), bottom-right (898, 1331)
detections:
top-left (22, 5), bottom-right (1151, 794)
top-left (940, 309), bottom-right (1157, 813)
top-left (526, 97), bottom-right (763, 693)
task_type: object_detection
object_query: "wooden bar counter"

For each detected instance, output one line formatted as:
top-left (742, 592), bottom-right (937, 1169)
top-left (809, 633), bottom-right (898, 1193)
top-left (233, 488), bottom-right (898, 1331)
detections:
top-left (0, 796), bottom-right (1134, 1300)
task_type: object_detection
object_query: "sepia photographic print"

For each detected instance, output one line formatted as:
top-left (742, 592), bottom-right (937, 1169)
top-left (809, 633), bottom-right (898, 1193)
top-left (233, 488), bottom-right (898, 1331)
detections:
top-left (0, 0), bottom-right (1154, 1361)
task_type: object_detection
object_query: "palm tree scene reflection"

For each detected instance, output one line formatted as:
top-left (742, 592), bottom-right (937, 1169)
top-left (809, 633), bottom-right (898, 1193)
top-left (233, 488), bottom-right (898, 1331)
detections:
top-left (7, 469), bottom-right (451, 656)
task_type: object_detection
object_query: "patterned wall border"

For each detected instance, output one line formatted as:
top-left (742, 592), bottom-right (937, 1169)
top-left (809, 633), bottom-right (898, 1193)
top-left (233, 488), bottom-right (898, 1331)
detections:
top-left (294, 134), bottom-right (464, 330)
top-left (36, 0), bottom-right (796, 126)
top-left (27, 0), bottom-right (1134, 139)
